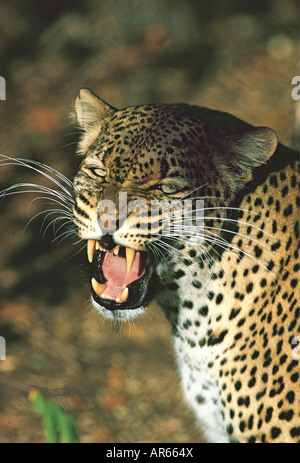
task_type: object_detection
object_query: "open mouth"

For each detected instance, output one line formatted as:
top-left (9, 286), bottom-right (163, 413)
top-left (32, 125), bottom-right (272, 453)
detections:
top-left (87, 240), bottom-right (155, 311)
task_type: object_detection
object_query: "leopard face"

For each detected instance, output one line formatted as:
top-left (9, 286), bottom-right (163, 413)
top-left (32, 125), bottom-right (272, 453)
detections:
top-left (73, 88), bottom-right (277, 321)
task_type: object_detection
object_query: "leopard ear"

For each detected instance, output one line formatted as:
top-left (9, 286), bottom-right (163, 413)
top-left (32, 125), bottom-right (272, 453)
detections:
top-left (75, 88), bottom-right (116, 130)
top-left (224, 127), bottom-right (278, 183)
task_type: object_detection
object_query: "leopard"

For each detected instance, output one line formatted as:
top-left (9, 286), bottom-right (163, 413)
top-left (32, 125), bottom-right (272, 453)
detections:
top-left (72, 88), bottom-right (299, 443)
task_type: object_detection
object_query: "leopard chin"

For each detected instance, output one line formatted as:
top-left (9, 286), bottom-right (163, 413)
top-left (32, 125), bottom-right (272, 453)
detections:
top-left (87, 239), bottom-right (156, 320)
top-left (91, 300), bottom-right (148, 322)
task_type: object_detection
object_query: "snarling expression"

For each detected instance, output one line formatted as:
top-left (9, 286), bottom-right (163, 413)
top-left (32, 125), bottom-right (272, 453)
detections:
top-left (72, 89), bottom-right (277, 321)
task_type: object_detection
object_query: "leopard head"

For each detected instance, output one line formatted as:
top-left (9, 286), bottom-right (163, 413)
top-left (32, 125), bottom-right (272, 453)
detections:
top-left (73, 88), bottom-right (277, 321)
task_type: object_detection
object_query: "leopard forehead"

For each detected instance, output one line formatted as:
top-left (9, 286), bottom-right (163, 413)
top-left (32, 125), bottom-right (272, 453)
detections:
top-left (82, 104), bottom-right (213, 185)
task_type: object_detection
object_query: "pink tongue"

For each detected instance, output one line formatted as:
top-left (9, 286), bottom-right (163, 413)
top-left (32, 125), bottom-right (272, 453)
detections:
top-left (101, 251), bottom-right (145, 299)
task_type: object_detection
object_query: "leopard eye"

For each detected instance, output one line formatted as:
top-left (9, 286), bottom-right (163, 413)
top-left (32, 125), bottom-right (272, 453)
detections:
top-left (160, 184), bottom-right (180, 195)
top-left (89, 167), bottom-right (107, 178)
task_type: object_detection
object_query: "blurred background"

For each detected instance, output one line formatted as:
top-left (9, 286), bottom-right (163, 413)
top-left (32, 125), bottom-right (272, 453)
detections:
top-left (0, 0), bottom-right (298, 443)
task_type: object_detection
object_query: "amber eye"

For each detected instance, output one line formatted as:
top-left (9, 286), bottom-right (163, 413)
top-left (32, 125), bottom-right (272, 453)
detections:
top-left (89, 167), bottom-right (107, 178)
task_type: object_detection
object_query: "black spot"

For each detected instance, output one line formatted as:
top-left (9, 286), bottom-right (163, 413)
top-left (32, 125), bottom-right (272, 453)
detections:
top-left (192, 280), bottom-right (202, 289)
top-left (276, 340), bottom-right (283, 355)
top-left (265, 407), bottom-right (273, 423)
top-left (281, 185), bottom-right (288, 197)
top-left (279, 410), bottom-right (294, 421)
top-left (237, 318), bottom-right (245, 327)
top-left (254, 246), bottom-right (262, 258)
top-left (239, 421), bottom-right (246, 432)
top-left (198, 305), bottom-right (208, 316)
top-left (256, 388), bottom-right (266, 400)
top-left (290, 427), bottom-right (300, 438)
top-left (216, 294), bottom-right (223, 305)
top-left (196, 395), bottom-right (206, 404)
top-left (258, 404), bottom-right (264, 415)
top-left (286, 391), bottom-right (295, 405)
top-left (229, 308), bottom-right (241, 320)
top-left (283, 204), bottom-right (293, 217)
top-left (271, 427), bottom-right (281, 439)
top-left (174, 269), bottom-right (185, 279)
top-left (272, 220), bottom-right (277, 233)
top-left (280, 354), bottom-right (287, 365)
top-left (183, 299), bottom-right (193, 309)
top-left (271, 241), bottom-right (281, 251)
top-left (282, 271), bottom-right (289, 281)
top-left (182, 320), bottom-right (191, 329)
top-left (252, 265), bottom-right (259, 273)
top-left (254, 198), bottom-right (262, 206)
top-left (207, 329), bottom-right (228, 346)
top-left (246, 283), bottom-right (253, 293)
top-left (270, 175), bottom-right (278, 187)
top-left (263, 357), bottom-right (272, 368)
top-left (226, 424), bottom-right (234, 435)
top-left (260, 278), bottom-right (267, 288)
top-left (267, 260), bottom-right (275, 271)
top-left (234, 380), bottom-right (242, 391)
top-left (280, 172), bottom-right (286, 181)
top-left (291, 372), bottom-right (299, 383)
top-left (248, 377), bottom-right (256, 388)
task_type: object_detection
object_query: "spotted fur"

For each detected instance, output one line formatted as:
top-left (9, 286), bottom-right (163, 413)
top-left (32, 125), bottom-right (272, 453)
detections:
top-left (73, 88), bottom-right (300, 443)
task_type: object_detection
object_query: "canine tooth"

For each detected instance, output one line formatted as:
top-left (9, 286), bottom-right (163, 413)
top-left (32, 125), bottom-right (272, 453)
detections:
top-left (120, 287), bottom-right (129, 303)
top-left (95, 241), bottom-right (100, 250)
top-left (87, 239), bottom-right (96, 263)
top-left (113, 245), bottom-right (120, 256)
top-left (126, 247), bottom-right (136, 273)
top-left (91, 278), bottom-right (106, 296)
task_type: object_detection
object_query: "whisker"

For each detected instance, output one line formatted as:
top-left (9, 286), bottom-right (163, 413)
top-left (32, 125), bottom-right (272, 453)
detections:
top-left (0, 154), bottom-right (75, 194)
top-left (168, 221), bottom-right (271, 251)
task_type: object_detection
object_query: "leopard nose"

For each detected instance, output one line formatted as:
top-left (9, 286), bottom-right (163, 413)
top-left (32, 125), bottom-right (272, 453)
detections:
top-left (99, 234), bottom-right (115, 251)
top-left (98, 212), bottom-right (126, 235)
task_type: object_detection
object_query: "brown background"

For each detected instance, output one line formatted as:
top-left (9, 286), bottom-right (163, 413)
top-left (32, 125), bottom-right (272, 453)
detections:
top-left (0, 0), bottom-right (298, 443)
